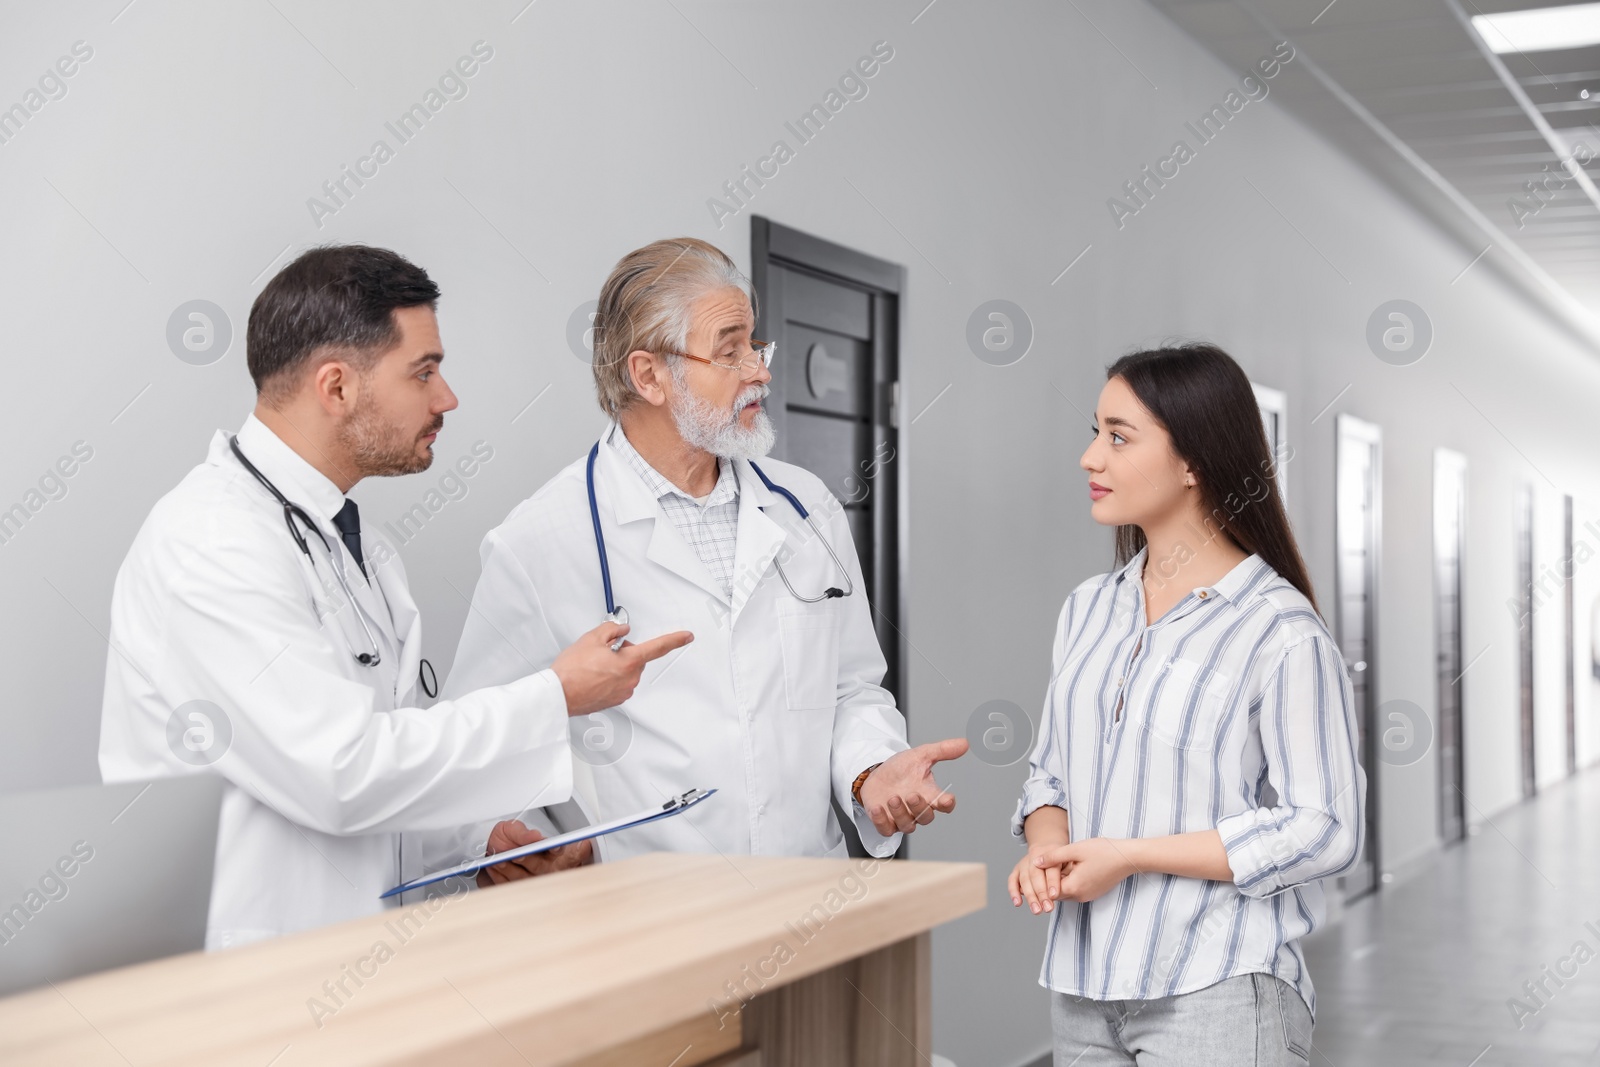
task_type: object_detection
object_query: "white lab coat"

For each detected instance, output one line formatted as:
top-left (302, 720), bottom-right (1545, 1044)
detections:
top-left (98, 415), bottom-right (572, 949)
top-left (441, 424), bottom-right (909, 863)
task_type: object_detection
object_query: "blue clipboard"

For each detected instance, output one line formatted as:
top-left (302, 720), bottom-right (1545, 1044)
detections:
top-left (381, 787), bottom-right (717, 899)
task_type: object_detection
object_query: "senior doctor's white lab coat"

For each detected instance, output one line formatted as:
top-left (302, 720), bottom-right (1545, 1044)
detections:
top-left (99, 415), bottom-right (572, 949)
top-left (442, 424), bottom-right (910, 862)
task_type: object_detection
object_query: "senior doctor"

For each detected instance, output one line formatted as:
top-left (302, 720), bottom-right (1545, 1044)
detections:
top-left (448, 237), bottom-right (966, 878)
top-left (100, 245), bottom-right (689, 948)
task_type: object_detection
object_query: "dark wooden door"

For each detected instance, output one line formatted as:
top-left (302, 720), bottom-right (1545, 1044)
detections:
top-left (752, 219), bottom-right (904, 860)
top-left (752, 219), bottom-right (903, 702)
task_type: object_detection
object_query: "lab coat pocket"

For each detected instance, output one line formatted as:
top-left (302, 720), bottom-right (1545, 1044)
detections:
top-left (1142, 657), bottom-right (1233, 751)
top-left (776, 601), bottom-right (840, 711)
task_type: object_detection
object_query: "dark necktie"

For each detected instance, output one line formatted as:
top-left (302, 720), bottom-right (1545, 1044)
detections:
top-left (332, 498), bottom-right (367, 579)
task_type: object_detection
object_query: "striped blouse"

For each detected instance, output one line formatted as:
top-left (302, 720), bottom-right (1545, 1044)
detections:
top-left (1012, 549), bottom-right (1366, 1018)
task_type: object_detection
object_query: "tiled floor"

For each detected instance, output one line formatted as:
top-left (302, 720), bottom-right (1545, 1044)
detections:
top-left (1302, 765), bottom-right (1600, 1066)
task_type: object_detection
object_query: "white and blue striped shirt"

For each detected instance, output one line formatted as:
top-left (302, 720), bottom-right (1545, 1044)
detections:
top-left (1013, 549), bottom-right (1366, 1019)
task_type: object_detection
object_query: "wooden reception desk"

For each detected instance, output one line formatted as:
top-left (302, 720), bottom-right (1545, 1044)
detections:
top-left (0, 852), bottom-right (986, 1066)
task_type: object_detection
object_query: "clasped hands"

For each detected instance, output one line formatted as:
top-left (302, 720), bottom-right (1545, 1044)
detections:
top-left (1009, 836), bottom-right (1140, 914)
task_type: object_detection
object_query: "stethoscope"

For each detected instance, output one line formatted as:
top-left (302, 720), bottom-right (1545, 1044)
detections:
top-left (586, 441), bottom-right (853, 650)
top-left (230, 436), bottom-right (436, 694)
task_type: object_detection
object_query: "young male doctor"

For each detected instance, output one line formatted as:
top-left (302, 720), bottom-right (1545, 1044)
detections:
top-left (99, 245), bottom-right (690, 948)
top-left (448, 237), bottom-right (966, 878)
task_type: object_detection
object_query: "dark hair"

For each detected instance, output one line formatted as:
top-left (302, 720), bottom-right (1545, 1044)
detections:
top-left (247, 245), bottom-right (440, 401)
top-left (1107, 342), bottom-right (1318, 612)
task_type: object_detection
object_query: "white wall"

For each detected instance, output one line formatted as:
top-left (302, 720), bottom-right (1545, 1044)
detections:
top-left (3, 2), bottom-right (1598, 1064)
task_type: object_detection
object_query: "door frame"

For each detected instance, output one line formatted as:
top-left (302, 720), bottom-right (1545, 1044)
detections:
top-left (749, 215), bottom-right (908, 708)
top-left (1335, 413), bottom-right (1382, 899)
top-left (1251, 382), bottom-right (1289, 504)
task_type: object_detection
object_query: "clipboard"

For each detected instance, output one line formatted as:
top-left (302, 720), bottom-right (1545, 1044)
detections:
top-left (381, 787), bottom-right (718, 899)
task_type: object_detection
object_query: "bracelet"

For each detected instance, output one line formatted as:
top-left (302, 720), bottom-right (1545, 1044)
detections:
top-left (851, 762), bottom-right (883, 806)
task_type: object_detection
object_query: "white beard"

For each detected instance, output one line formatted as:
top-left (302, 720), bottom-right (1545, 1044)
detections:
top-left (668, 366), bottom-right (776, 461)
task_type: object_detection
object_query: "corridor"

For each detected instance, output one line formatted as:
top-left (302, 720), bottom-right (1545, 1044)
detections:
top-left (1306, 767), bottom-right (1600, 1065)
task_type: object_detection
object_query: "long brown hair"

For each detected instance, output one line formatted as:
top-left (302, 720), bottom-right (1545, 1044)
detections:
top-left (1107, 343), bottom-right (1318, 612)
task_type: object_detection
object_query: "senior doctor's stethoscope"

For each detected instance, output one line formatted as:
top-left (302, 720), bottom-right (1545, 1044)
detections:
top-left (230, 436), bottom-right (437, 695)
top-left (585, 441), bottom-right (853, 650)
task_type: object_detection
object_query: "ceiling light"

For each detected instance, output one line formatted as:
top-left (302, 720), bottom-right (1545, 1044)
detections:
top-left (1471, 3), bottom-right (1600, 53)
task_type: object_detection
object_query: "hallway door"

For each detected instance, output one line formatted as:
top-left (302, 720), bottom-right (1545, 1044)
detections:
top-left (751, 219), bottom-right (905, 859)
top-left (1336, 415), bottom-right (1381, 899)
top-left (1516, 483), bottom-right (1537, 798)
top-left (1253, 382), bottom-right (1288, 502)
top-left (1565, 495), bottom-right (1576, 777)
top-left (1434, 449), bottom-right (1467, 844)
top-left (751, 218), bottom-right (903, 698)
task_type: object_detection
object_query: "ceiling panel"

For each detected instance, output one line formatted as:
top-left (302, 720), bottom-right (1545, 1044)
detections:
top-left (1151, 0), bottom-right (1600, 315)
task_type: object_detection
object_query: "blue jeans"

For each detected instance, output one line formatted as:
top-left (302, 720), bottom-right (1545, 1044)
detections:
top-left (1051, 972), bottom-right (1313, 1066)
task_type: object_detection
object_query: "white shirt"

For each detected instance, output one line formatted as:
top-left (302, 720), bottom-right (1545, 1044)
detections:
top-left (99, 415), bottom-right (573, 948)
top-left (441, 423), bottom-right (909, 861)
top-left (1014, 550), bottom-right (1366, 1019)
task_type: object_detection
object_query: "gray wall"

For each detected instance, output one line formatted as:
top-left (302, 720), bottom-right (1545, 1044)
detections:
top-left (3, 2), bottom-right (1597, 1064)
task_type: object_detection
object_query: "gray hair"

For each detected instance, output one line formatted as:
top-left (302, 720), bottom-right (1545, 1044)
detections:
top-left (591, 237), bottom-right (753, 418)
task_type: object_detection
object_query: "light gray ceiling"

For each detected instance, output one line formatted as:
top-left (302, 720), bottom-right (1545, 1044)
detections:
top-left (1149, 0), bottom-right (1600, 315)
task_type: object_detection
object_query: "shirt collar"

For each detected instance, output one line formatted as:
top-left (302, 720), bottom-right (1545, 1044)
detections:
top-left (1113, 547), bottom-right (1149, 585)
top-left (1116, 544), bottom-right (1269, 606)
top-left (606, 421), bottom-right (739, 509)
top-left (232, 413), bottom-right (348, 526)
top-left (1205, 553), bottom-right (1269, 604)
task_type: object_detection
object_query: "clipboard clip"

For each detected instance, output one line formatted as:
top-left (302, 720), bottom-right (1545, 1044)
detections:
top-left (381, 786), bottom-right (718, 899)
top-left (663, 788), bottom-right (709, 811)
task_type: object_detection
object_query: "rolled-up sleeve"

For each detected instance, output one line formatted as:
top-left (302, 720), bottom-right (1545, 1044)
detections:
top-left (1010, 758), bottom-right (1067, 841)
top-left (1216, 635), bottom-right (1366, 898)
top-left (1010, 598), bottom-right (1076, 841)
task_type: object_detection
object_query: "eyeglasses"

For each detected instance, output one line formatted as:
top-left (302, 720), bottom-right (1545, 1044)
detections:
top-left (666, 339), bottom-right (775, 379)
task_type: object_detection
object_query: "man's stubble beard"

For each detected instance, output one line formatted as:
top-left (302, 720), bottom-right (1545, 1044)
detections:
top-left (339, 387), bottom-right (440, 478)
